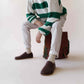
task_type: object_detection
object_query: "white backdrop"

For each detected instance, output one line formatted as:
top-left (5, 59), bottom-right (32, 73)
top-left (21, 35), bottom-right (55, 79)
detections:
top-left (0, 0), bottom-right (84, 84)
top-left (0, 0), bottom-right (84, 54)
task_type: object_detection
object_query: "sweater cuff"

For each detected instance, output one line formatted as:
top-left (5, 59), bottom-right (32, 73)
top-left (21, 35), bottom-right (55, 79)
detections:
top-left (38, 28), bottom-right (51, 36)
top-left (27, 16), bottom-right (37, 24)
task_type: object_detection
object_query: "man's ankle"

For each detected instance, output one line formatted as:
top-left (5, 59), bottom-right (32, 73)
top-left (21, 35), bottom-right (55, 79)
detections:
top-left (47, 55), bottom-right (56, 63)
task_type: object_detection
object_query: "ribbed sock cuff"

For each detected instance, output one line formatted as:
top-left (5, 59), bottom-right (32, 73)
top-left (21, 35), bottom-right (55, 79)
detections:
top-left (26, 48), bottom-right (31, 54)
top-left (47, 55), bottom-right (56, 63)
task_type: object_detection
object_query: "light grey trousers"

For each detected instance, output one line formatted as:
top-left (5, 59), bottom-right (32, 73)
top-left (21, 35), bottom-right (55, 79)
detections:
top-left (22, 14), bottom-right (67, 58)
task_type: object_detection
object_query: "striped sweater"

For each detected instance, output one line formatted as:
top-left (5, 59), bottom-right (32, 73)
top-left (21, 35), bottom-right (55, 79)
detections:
top-left (26, 0), bottom-right (67, 36)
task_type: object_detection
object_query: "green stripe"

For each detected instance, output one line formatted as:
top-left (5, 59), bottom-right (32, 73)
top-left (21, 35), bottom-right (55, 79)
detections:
top-left (26, 13), bottom-right (35, 17)
top-left (37, 13), bottom-right (48, 18)
top-left (38, 28), bottom-right (50, 36)
top-left (29, 16), bottom-right (36, 23)
top-left (27, 16), bottom-right (33, 21)
top-left (26, 7), bottom-right (67, 22)
top-left (48, 12), bottom-right (60, 18)
top-left (37, 12), bottom-right (60, 19)
top-left (60, 7), bottom-right (67, 15)
top-left (37, 7), bottom-right (67, 18)
top-left (58, 0), bottom-right (61, 5)
top-left (44, 21), bottom-right (54, 26)
top-left (32, 1), bottom-right (48, 10)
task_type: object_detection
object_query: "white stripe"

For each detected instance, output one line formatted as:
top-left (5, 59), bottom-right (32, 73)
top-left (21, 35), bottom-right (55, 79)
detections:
top-left (41, 25), bottom-right (51, 31)
top-left (47, 18), bottom-right (59, 22)
top-left (33, 0), bottom-right (47, 4)
top-left (35, 8), bottom-right (48, 14)
top-left (48, 0), bottom-right (63, 13)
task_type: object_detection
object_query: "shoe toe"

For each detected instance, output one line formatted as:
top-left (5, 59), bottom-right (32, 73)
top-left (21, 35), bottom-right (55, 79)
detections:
top-left (41, 61), bottom-right (55, 75)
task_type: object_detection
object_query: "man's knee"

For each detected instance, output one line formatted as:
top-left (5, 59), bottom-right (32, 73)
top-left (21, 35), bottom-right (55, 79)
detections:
top-left (51, 22), bottom-right (62, 32)
top-left (52, 21), bottom-right (61, 28)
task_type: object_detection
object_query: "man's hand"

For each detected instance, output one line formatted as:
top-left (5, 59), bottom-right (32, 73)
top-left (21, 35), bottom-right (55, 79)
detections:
top-left (36, 31), bottom-right (42, 43)
top-left (34, 20), bottom-right (43, 43)
top-left (34, 20), bottom-right (43, 27)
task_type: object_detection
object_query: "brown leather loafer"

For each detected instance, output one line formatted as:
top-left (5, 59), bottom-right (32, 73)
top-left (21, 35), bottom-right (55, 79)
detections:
top-left (15, 52), bottom-right (33, 60)
top-left (41, 61), bottom-right (55, 75)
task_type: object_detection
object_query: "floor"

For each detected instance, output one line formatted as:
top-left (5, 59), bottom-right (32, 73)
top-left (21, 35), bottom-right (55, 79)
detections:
top-left (0, 0), bottom-right (84, 84)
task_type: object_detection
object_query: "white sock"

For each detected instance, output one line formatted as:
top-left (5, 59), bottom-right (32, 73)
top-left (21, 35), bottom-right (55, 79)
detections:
top-left (26, 48), bottom-right (31, 54)
top-left (47, 55), bottom-right (56, 63)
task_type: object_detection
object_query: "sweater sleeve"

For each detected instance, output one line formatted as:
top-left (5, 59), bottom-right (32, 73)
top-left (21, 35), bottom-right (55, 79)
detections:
top-left (38, 0), bottom-right (63, 36)
top-left (26, 0), bottom-right (37, 24)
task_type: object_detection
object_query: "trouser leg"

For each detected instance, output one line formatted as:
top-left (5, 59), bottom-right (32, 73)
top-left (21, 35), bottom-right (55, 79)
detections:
top-left (22, 21), bottom-right (38, 53)
top-left (48, 14), bottom-right (67, 63)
